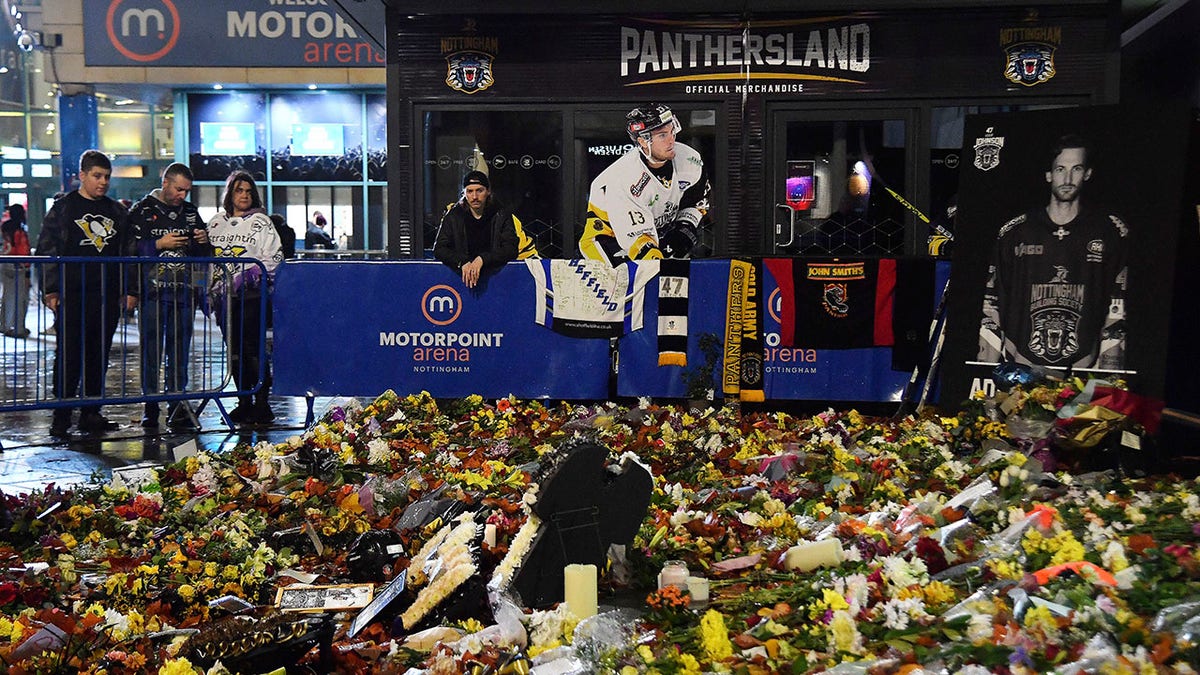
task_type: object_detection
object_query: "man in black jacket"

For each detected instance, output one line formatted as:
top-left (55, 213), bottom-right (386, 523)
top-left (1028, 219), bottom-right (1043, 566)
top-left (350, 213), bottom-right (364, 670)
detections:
top-left (433, 171), bottom-right (518, 289)
top-left (130, 162), bottom-right (210, 430)
top-left (36, 150), bottom-right (137, 437)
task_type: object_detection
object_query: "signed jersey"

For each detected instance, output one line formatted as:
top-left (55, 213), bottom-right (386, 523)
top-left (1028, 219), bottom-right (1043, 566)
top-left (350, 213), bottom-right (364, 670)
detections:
top-left (580, 143), bottom-right (705, 265)
top-left (526, 258), bottom-right (659, 338)
top-left (978, 207), bottom-right (1128, 369)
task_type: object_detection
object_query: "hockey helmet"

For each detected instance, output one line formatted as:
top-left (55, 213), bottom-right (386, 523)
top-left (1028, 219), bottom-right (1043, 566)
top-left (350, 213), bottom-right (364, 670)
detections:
top-left (626, 103), bottom-right (681, 143)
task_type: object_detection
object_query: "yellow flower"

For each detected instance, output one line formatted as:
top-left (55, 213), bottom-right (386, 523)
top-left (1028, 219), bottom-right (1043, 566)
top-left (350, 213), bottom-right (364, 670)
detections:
top-left (0, 617), bottom-right (13, 643)
top-left (1023, 605), bottom-right (1060, 640)
top-left (675, 652), bottom-right (702, 674)
top-left (922, 580), bottom-right (957, 606)
top-left (699, 609), bottom-right (733, 662)
top-left (821, 588), bottom-right (850, 611)
top-left (829, 609), bottom-right (863, 655)
top-left (157, 657), bottom-right (200, 675)
top-left (1048, 531), bottom-right (1086, 566)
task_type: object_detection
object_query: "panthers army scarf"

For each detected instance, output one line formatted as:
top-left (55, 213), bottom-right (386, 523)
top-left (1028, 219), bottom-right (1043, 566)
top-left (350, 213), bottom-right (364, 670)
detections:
top-left (722, 259), bottom-right (764, 402)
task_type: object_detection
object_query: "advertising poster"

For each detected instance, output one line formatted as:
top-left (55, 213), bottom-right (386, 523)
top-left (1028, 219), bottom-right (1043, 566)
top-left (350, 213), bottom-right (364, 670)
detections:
top-left (938, 105), bottom-right (1193, 407)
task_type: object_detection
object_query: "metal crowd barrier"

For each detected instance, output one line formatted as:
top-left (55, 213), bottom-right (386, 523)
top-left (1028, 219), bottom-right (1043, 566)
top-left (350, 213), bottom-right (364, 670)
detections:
top-left (0, 255), bottom-right (269, 428)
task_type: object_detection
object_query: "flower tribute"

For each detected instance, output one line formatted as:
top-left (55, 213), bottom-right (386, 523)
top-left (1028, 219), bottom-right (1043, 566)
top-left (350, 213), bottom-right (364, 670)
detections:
top-left (0, 385), bottom-right (1196, 673)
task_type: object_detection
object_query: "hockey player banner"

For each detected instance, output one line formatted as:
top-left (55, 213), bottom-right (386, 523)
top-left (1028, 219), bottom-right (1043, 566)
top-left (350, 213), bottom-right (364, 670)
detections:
top-left (938, 105), bottom-right (1193, 408)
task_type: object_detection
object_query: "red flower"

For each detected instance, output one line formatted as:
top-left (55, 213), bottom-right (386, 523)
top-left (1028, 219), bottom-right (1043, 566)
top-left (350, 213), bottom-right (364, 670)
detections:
top-left (915, 536), bottom-right (950, 575)
top-left (0, 581), bottom-right (18, 605)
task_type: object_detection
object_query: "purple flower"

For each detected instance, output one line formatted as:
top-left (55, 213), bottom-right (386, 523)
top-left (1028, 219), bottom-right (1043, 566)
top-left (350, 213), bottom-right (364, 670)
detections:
top-left (329, 407), bottom-right (346, 423)
top-left (1009, 645), bottom-right (1033, 669)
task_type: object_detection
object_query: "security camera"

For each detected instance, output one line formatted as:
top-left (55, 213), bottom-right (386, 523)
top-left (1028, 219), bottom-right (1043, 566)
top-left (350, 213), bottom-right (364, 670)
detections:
top-left (16, 31), bottom-right (35, 53)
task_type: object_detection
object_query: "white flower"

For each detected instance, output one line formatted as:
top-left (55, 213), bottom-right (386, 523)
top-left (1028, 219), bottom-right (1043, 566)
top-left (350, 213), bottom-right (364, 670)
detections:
top-left (367, 438), bottom-right (393, 465)
top-left (881, 555), bottom-right (928, 589)
top-left (1124, 506), bottom-right (1147, 525)
top-left (1113, 565), bottom-right (1140, 590)
top-left (967, 613), bottom-right (994, 643)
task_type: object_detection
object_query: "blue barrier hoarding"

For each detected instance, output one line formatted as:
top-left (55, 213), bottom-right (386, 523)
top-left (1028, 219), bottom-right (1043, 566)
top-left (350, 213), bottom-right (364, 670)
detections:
top-left (275, 259), bottom-right (948, 402)
top-left (272, 261), bottom-right (611, 399)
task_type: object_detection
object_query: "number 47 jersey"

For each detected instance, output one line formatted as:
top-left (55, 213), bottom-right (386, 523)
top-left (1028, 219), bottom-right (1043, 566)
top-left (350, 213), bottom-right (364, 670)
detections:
top-left (580, 143), bottom-right (705, 266)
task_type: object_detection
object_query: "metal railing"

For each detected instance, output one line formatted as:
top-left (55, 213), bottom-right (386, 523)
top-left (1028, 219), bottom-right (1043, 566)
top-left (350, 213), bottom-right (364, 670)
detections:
top-left (0, 255), bottom-right (269, 428)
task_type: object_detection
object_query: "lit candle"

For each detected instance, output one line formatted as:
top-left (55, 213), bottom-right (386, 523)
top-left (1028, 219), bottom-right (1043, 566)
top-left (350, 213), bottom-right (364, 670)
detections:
top-left (783, 538), bottom-right (844, 572)
top-left (658, 560), bottom-right (689, 590)
top-left (563, 563), bottom-right (598, 619)
top-left (483, 524), bottom-right (497, 548)
top-left (686, 576), bottom-right (709, 604)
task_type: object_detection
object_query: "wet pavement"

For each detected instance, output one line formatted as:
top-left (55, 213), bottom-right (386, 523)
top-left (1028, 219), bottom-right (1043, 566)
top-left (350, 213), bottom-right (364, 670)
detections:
top-left (0, 303), bottom-right (335, 496)
top-left (0, 397), bottom-right (327, 495)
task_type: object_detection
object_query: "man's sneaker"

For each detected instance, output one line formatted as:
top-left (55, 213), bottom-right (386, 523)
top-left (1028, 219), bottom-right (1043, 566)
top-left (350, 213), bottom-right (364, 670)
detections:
top-left (78, 414), bottom-right (119, 433)
top-left (49, 416), bottom-right (72, 438)
top-left (141, 404), bottom-right (160, 429)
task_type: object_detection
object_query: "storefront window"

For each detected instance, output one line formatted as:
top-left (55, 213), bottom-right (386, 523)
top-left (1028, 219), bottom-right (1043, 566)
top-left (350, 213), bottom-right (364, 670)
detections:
top-left (187, 92), bottom-right (268, 182)
top-left (366, 94), bottom-right (386, 182)
top-left (420, 109), bottom-right (563, 257)
top-left (99, 112), bottom-right (153, 159)
top-left (29, 112), bottom-right (57, 153)
top-left (269, 92), bottom-right (364, 181)
top-left (154, 113), bottom-right (175, 159)
top-left (0, 112), bottom-right (26, 148)
top-left (775, 116), bottom-right (909, 256)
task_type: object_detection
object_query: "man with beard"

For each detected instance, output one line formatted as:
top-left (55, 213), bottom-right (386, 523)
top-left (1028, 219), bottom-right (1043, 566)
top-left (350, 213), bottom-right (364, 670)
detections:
top-left (978, 134), bottom-right (1129, 370)
top-left (433, 170), bottom-right (518, 289)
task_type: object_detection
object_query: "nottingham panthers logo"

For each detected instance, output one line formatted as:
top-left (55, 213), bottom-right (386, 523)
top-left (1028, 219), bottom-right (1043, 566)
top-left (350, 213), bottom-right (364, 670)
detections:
top-left (1004, 42), bottom-right (1056, 86)
top-left (445, 51), bottom-right (495, 94)
top-left (1029, 308), bottom-right (1080, 363)
top-left (821, 283), bottom-right (850, 318)
top-left (973, 128), bottom-right (1005, 172)
top-left (75, 214), bottom-right (116, 252)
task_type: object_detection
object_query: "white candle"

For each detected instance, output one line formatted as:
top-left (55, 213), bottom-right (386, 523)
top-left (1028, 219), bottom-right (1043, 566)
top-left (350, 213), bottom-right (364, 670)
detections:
top-left (686, 576), bottom-right (709, 604)
top-left (483, 524), bottom-right (497, 548)
top-left (563, 563), bottom-right (598, 619)
top-left (658, 560), bottom-right (689, 590)
top-left (783, 538), bottom-right (844, 572)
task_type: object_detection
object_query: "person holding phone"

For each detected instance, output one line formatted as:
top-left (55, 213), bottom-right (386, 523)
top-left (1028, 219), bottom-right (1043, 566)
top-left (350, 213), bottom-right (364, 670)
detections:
top-left (130, 162), bottom-right (210, 430)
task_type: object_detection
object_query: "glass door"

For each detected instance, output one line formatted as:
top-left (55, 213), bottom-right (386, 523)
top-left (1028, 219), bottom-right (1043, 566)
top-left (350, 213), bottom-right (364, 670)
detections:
top-left (769, 109), bottom-right (918, 256)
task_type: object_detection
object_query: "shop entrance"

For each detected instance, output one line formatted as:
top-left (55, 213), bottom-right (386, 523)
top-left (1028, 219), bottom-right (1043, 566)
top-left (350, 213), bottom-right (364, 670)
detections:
top-left (768, 109), bottom-right (918, 256)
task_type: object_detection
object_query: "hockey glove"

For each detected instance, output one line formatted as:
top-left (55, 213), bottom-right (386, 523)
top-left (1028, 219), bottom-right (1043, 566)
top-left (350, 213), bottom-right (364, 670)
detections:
top-left (659, 220), bottom-right (698, 258)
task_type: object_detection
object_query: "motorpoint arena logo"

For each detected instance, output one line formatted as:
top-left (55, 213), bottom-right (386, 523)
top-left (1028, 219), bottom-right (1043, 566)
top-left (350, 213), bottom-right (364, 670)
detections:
top-left (106, 0), bottom-right (181, 63)
top-left (421, 285), bottom-right (462, 326)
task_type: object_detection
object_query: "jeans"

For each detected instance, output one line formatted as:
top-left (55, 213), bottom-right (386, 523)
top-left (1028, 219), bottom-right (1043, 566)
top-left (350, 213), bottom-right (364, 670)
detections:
top-left (1, 263), bottom-right (30, 332)
top-left (140, 291), bottom-right (197, 396)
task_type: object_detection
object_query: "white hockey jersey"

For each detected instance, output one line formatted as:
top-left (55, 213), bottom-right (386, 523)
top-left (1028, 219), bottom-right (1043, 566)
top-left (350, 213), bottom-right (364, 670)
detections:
top-left (526, 258), bottom-right (659, 338)
top-left (580, 143), bottom-right (704, 265)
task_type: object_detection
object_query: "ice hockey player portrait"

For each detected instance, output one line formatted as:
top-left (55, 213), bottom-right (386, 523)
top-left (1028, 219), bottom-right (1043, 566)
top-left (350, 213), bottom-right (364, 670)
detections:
top-left (977, 134), bottom-right (1128, 370)
top-left (580, 103), bottom-right (709, 266)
